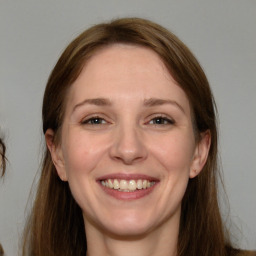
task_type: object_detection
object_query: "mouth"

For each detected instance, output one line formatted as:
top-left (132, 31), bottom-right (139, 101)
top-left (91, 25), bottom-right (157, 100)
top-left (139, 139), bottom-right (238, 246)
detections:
top-left (100, 179), bottom-right (156, 192)
top-left (97, 174), bottom-right (159, 200)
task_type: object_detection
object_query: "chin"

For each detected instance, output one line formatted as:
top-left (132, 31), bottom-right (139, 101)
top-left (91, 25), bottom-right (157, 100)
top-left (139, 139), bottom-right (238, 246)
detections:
top-left (104, 222), bottom-right (152, 239)
top-left (97, 211), bottom-right (157, 238)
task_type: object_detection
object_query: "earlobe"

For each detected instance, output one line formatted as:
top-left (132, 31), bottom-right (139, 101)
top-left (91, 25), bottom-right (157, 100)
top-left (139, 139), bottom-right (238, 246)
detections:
top-left (190, 130), bottom-right (211, 178)
top-left (45, 129), bottom-right (68, 181)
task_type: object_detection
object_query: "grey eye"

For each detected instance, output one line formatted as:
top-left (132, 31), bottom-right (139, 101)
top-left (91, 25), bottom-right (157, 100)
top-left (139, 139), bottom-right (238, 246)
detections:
top-left (82, 117), bottom-right (107, 125)
top-left (149, 117), bottom-right (174, 125)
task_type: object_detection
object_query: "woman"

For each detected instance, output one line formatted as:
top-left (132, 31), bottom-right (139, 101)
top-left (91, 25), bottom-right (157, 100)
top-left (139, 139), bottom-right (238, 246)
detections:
top-left (22, 18), bottom-right (255, 256)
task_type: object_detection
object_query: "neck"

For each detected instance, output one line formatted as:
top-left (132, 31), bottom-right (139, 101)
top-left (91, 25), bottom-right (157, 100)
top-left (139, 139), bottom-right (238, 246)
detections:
top-left (85, 215), bottom-right (179, 256)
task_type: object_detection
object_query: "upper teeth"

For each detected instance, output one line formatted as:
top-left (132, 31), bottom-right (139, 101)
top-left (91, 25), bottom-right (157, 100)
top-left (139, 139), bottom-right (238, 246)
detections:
top-left (101, 179), bottom-right (155, 191)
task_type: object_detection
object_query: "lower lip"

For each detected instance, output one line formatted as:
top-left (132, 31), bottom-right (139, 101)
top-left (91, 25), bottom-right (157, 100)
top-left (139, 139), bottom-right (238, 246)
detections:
top-left (98, 182), bottom-right (158, 200)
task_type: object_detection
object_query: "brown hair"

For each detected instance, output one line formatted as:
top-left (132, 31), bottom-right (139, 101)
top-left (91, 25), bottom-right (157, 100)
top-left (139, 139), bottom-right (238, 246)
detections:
top-left (0, 137), bottom-right (6, 177)
top-left (0, 243), bottom-right (4, 256)
top-left (23, 17), bottom-right (236, 256)
top-left (1, 137), bottom-right (6, 255)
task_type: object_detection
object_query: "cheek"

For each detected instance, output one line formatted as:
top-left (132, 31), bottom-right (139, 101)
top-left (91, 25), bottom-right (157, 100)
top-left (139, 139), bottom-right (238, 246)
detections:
top-left (151, 133), bottom-right (195, 173)
top-left (62, 131), bottom-right (107, 178)
top-left (60, 131), bottom-right (108, 211)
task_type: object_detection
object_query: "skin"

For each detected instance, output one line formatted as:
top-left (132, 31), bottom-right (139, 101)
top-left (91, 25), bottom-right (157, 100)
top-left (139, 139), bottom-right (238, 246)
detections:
top-left (46, 44), bottom-right (210, 256)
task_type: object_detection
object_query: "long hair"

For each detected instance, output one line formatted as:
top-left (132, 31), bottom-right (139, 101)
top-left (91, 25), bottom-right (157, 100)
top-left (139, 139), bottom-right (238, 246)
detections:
top-left (1, 136), bottom-right (7, 255)
top-left (22, 17), bottom-right (233, 256)
top-left (0, 137), bottom-right (6, 177)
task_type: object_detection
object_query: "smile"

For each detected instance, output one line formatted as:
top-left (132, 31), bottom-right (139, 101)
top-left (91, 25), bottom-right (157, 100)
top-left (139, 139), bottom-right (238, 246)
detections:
top-left (97, 174), bottom-right (159, 200)
top-left (101, 179), bottom-right (156, 192)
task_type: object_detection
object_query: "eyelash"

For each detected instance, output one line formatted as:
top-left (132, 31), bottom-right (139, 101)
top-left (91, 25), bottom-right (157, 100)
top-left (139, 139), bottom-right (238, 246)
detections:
top-left (148, 116), bottom-right (175, 126)
top-left (81, 115), bottom-right (175, 126)
top-left (81, 116), bottom-right (107, 125)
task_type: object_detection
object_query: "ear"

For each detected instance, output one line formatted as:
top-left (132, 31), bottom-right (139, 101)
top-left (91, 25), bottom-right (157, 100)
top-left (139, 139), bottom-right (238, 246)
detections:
top-left (45, 129), bottom-right (68, 181)
top-left (189, 130), bottom-right (211, 178)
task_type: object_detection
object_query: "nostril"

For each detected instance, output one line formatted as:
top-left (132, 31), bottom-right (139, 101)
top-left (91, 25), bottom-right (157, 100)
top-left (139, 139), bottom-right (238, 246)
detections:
top-left (109, 130), bottom-right (147, 164)
top-left (113, 154), bottom-right (144, 165)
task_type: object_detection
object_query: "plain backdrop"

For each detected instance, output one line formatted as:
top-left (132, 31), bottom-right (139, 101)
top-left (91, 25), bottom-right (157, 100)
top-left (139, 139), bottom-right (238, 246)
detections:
top-left (0, 1), bottom-right (255, 255)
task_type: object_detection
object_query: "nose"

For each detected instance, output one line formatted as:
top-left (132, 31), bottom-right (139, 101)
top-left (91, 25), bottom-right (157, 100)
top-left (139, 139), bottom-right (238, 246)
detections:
top-left (109, 123), bottom-right (148, 165)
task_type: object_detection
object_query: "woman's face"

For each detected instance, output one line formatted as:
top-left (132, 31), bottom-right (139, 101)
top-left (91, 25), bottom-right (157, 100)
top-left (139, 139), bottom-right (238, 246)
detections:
top-left (47, 44), bottom-right (210, 237)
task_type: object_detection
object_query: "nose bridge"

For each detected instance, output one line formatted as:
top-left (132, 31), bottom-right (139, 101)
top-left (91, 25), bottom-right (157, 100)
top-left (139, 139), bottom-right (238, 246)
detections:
top-left (110, 117), bottom-right (147, 164)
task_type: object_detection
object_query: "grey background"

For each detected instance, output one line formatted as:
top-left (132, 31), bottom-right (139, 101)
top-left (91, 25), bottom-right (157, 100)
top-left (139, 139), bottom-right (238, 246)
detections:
top-left (0, 0), bottom-right (255, 255)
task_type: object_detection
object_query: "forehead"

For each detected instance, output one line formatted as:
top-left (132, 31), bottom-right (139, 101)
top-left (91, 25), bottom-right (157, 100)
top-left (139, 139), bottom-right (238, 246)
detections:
top-left (66, 44), bottom-right (191, 113)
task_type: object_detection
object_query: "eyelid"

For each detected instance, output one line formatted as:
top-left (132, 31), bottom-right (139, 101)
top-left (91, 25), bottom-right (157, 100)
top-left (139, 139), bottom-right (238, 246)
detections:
top-left (79, 113), bottom-right (175, 126)
top-left (82, 117), bottom-right (106, 125)
top-left (145, 114), bottom-right (175, 125)
top-left (81, 114), bottom-right (110, 125)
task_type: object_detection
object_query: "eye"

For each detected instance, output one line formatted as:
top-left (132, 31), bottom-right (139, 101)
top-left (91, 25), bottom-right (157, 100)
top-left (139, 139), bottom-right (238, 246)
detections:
top-left (148, 116), bottom-right (175, 125)
top-left (81, 116), bottom-right (107, 125)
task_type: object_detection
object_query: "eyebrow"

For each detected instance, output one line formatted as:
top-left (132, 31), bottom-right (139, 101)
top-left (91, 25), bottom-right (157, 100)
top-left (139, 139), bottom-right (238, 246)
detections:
top-left (73, 98), bottom-right (112, 112)
top-left (72, 97), bottom-right (185, 113)
top-left (143, 98), bottom-right (185, 113)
